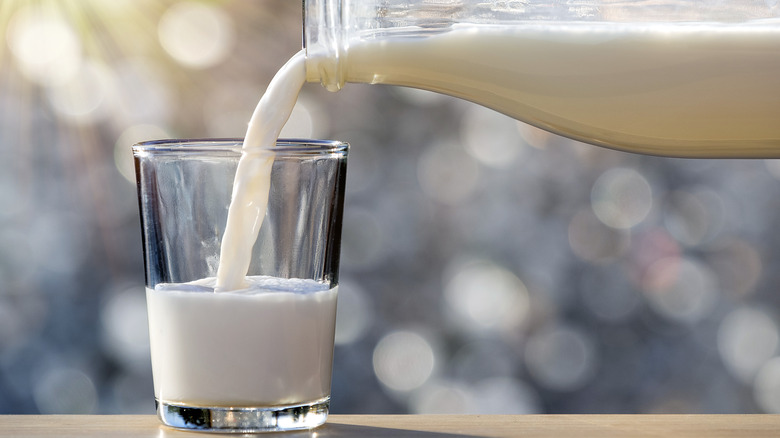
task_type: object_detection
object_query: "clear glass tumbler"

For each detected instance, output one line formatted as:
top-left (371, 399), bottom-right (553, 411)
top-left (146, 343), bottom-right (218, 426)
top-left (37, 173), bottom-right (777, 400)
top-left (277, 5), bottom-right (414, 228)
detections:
top-left (133, 138), bottom-right (348, 432)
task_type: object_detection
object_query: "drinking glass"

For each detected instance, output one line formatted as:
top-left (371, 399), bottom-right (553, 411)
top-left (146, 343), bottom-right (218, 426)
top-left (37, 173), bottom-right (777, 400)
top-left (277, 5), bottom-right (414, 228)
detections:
top-left (133, 138), bottom-right (348, 432)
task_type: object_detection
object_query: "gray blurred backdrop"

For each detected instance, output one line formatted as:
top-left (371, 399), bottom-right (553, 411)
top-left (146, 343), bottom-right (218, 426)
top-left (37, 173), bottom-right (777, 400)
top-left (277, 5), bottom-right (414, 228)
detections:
top-left (2, 0), bottom-right (780, 415)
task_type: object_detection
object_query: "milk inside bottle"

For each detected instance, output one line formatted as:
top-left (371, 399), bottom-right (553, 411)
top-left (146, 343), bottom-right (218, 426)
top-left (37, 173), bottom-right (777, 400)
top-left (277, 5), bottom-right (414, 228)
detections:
top-left (304, 0), bottom-right (780, 157)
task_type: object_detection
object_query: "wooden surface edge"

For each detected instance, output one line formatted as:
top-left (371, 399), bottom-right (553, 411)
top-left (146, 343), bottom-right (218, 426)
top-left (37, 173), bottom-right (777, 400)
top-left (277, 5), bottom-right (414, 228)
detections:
top-left (1, 414), bottom-right (780, 437)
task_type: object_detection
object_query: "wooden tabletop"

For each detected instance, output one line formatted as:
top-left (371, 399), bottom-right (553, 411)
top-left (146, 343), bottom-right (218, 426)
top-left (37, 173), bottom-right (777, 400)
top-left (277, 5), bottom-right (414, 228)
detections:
top-left (1, 414), bottom-right (779, 437)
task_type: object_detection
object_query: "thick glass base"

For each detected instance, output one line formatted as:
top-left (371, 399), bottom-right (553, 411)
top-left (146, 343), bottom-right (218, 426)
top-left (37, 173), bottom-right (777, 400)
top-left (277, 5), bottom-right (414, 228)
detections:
top-left (156, 397), bottom-right (329, 433)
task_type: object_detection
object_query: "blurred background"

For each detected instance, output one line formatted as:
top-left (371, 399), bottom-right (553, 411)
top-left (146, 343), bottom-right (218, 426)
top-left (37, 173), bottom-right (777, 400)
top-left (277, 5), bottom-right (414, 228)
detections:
top-left (2, 0), bottom-right (780, 415)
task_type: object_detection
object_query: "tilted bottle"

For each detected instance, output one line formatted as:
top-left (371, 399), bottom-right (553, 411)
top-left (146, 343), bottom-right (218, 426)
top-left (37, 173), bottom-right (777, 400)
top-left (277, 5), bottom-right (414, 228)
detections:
top-left (303, 0), bottom-right (780, 158)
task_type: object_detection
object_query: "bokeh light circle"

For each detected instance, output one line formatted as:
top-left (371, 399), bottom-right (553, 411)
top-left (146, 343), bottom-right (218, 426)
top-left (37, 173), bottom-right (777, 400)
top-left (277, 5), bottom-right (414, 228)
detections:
top-left (641, 257), bottom-right (718, 323)
top-left (525, 324), bottom-right (598, 391)
top-left (33, 367), bottom-right (97, 414)
top-left (591, 167), bottom-right (653, 229)
top-left (461, 104), bottom-right (525, 168)
top-left (7, 8), bottom-right (82, 86)
top-left (158, 2), bottom-right (235, 69)
top-left (444, 258), bottom-right (530, 335)
top-left (47, 61), bottom-right (114, 123)
top-left (373, 330), bottom-right (436, 392)
top-left (718, 307), bottom-right (779, 384)
top-left (410, 380), bottom-right (474, 413)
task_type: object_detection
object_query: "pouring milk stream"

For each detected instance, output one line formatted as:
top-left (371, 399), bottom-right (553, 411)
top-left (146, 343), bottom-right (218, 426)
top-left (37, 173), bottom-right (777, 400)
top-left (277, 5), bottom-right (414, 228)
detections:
top-left (214, 53), bottom-right (307, 291)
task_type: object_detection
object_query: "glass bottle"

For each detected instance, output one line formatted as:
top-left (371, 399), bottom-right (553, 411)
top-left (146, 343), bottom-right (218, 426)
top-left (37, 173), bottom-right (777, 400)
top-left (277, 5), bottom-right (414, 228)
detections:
top-left (303, 0), bottom-right (780, 157)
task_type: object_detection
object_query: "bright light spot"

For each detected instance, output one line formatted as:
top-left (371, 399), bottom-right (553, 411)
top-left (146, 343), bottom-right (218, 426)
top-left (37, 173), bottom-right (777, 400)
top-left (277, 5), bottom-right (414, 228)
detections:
top-left (591, 167), bottom-right (653, 229)
top-left (373, 330), bottom-right (436, 392)
top-left (642, 257), bottom-right (718, 323)
top-left (115, 124), bottom-right (172, 183)
top-left (334, 281), bottom-right (372, 345)
top-left (568, 208), bottom-right (630, 264)
top-left (47, 61), bottom-right (114, 123)
top-left (754, 357), bottom-right (780, 413)
top-left (7, 8), bottom-right (82, 86)
top-left (33, 367), bottom-right (97, 414)
top-left (158, 2), bottom-right (235, 69)
top-left (444, 258), bottom-right (530, 334)
top-left (100, 286), bottom-right (151, 372)
top-left (525, 324), bottom-right (598, 391)
top-left (461, 105), bottom-right (525, 168)
top-left (718, 307), bottom-right (779, 384)
top-left (417, 141), bottom-right (480, 205)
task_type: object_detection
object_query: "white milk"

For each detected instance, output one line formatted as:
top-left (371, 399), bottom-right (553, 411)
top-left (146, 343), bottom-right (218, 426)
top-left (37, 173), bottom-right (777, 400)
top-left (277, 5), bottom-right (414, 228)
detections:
top-left (333, 23), bottom-right (780, 157)
top-left (147, 276), bottom-right (338, 407)
top-left (215, 51), bottom-right (307, 291)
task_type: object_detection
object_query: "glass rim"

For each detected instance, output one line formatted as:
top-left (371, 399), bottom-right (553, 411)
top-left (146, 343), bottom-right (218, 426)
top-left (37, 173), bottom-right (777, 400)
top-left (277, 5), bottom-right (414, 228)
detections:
top-left (132, 138), bottom-right (348, 156)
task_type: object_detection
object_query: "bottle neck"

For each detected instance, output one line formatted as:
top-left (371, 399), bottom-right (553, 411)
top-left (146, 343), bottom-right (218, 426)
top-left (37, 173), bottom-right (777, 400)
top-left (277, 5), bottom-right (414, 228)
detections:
top-left (303, 0), bottom-right (346, 91)
top-left (303, 0), bottom-right (468, 91)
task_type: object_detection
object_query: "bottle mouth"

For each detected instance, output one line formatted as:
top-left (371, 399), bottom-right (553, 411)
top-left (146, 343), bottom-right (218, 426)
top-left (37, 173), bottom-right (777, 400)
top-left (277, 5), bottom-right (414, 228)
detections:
top-left (302, 0), bottom-right (345, 91)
